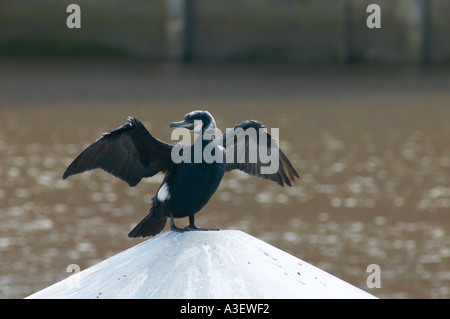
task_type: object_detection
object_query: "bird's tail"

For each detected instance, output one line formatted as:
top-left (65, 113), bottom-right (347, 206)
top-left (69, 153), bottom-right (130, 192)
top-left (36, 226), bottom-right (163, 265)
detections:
top-left (128, 203), bottom-right (168, 238)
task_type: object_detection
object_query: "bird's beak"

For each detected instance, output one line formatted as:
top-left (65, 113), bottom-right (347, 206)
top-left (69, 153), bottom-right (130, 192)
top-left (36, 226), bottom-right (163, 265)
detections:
top-left (170, 120), bottom-right (195, 131)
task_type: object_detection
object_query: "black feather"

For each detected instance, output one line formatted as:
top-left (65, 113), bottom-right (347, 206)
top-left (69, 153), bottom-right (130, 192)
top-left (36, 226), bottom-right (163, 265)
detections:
top-left (63, 117), bottom-right (173, 187)
top-left (217, 119), bottom-right (299, 187)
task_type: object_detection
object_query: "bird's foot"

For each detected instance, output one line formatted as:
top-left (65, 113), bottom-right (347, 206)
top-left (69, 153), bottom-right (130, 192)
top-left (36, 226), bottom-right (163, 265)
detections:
top-left (170, 216), bottom-right (219, 233)
top-left (170, 225), bottom-right (186, 233)
top-left (183, 225), bottom-right (220, 232)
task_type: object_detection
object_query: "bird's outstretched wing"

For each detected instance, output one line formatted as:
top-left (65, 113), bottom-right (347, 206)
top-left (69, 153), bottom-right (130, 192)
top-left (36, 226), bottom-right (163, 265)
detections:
top-left (217, 120), bottom-right (299, 186)
top-left (63, 117), bottom-right (173, 187)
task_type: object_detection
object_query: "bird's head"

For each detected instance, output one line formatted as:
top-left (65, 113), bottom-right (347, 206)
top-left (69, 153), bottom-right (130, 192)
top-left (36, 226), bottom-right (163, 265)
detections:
top-left (170, 110), bottom-right (216, 137)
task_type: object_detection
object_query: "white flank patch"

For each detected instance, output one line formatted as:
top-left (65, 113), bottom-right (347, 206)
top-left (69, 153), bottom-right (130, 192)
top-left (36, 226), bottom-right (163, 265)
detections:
top-left (157, 183), bottom-right (171, 202)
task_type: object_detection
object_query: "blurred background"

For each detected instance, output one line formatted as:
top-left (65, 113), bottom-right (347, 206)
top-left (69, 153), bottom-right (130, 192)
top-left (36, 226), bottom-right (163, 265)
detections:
top-left (1, 0), bottom-right (449, 299)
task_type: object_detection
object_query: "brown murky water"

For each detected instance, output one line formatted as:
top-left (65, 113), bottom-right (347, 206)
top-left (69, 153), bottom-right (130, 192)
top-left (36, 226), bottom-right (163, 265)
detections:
top-left (1, 62), bottom-right (449, 298)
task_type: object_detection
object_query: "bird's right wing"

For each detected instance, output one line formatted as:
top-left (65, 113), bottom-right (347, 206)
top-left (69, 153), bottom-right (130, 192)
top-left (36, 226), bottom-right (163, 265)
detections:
top-left (63, 117), bottom-right (173, 187)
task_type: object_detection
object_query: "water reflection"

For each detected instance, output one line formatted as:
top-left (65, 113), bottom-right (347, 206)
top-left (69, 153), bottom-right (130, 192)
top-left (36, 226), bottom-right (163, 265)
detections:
top-left (1, 66), bottom-right (450, 299)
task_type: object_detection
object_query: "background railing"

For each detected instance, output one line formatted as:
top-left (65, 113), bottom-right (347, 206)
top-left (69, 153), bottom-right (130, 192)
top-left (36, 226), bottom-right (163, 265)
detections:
top-left (0, 0), bottom-right (446, 66)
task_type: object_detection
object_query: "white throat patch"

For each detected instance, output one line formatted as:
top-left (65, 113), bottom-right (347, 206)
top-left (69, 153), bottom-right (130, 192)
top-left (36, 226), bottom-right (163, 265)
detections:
top-left (193, 120), bottom-right (203, 134)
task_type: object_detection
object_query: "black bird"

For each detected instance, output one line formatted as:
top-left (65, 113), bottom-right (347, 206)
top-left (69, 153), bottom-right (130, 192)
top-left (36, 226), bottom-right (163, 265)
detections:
top-left (63, 110), bottom-right (299, 238)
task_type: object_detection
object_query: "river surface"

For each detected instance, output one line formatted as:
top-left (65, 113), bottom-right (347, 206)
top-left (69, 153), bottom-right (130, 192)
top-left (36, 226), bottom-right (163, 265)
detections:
top-left (0, 61), bottom-right (449, 298)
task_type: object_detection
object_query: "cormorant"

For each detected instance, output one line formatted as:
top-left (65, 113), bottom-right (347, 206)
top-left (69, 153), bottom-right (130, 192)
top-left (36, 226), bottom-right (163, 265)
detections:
top-left (63, 110), bottom-right (299, 238)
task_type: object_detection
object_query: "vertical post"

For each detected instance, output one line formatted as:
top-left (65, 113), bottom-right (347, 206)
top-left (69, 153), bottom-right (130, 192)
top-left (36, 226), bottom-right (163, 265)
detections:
top-left (402, 0), bottom-right (431, 66)
top-left (165, 0), bottom-right (194, 62)
top-left (343, 0), bottom-right (354, 65)
top-left (420, 0), bottom-right (431, 66)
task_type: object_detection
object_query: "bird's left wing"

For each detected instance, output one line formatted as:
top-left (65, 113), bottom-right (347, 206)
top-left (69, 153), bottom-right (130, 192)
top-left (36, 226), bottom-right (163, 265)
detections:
top-left (216, 120), bottom-right (299, 186)
top-left (63, 117), bottom-right (173, 187)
